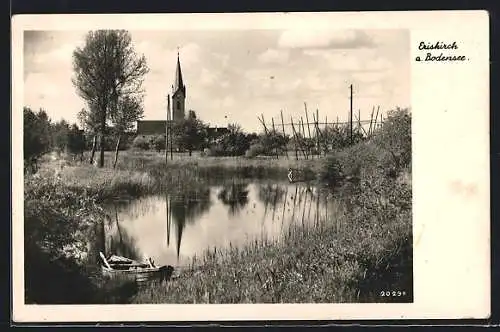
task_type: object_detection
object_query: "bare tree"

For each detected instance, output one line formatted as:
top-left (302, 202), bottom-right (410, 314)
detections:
top-left (110, 95), bottom-right (144, 168)
top-left (72, 30), bottom-right (149, 168)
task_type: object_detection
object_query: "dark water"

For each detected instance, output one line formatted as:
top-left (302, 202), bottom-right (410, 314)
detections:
top-left (100, 180), bottom-right (337, 267)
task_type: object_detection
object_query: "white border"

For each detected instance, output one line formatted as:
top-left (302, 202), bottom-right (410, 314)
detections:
top-left (12, 11), bottom-right (490, 322)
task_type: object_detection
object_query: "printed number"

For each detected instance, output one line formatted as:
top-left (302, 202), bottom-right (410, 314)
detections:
top-left (380, 290), bottom-right (406, 297)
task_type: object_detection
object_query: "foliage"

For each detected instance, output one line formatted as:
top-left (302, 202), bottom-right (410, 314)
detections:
top-left (373, 107), bottom-right (412, 170)
top-left (319, 108), bottom-right (412, 189)
top-left (152, 134), bottom-right (166, 152)
top-left (23, 107), bottom-right (52, 171)
top-left (256, 131), bottom-right (289, 156)
top-left (132, 136), bottom-right (150, 150)
top-left (172, 111), bottom-right (208, 155)
top-left (245, 143), bottom-right (265, 158)
top-left (72, 29), bottom-right (149, 167)
top-left (210, 124), bottom-right (251, 156)
top-left (67, 124), bottom-right (86, 158)
top-left (322, 124), bottom-right (365, 151)
top-left (51, 119), bottom-right (71, 153)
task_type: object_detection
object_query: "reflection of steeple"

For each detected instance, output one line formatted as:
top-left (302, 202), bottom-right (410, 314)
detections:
top-left (175, 212), bottom-right (185, 260)
top-left (167, 188), bottom-right (212, 261)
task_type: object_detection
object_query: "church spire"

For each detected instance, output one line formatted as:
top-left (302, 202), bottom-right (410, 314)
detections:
top-left (173, 49), bottom-right (185, 95)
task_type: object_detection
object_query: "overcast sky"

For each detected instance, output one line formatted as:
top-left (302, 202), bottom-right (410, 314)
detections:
top-left (24, 29), bottom-right (409, 133)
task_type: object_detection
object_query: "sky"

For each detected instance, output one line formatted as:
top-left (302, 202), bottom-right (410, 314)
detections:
top-left (24, 29), bottom-right (410, 133)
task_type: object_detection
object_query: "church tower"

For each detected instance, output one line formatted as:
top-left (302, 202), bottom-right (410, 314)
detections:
top-left (171, 51), bottom-right (186, 122)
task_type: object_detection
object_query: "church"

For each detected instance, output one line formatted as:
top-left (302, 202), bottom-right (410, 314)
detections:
top-left (136, 52), bottom-right (228, 140)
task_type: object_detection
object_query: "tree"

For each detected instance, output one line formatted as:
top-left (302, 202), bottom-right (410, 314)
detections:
top-left (172, 111), bottom-right (208, 156)
top-left (132, 136), bottom-right (150, 150)
top-left (77, 104), bottom-right (100, 165)
top-left (72, 30), bottom-right (149, 168)
top-left (109, 95), bottom-right (144, 168)
top-left (216, 123), bottom-right (251, 156)
top-left (52, 119), bottom-right (70, 153)
top-left (374, 107), bottom-right (411, 170)
top-left (152, 134), bottom-right (166, 152)
top-left (67, 124), bottom-right (86, 161)
top-left (23, 107), bottom-right (52, 172)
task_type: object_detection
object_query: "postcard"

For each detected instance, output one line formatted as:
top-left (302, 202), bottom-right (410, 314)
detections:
top-left (11, 10), bottom-right (490, 322)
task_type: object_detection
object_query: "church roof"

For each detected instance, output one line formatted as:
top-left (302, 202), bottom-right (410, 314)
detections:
top-left (136, 120), bottom-right (167, 135)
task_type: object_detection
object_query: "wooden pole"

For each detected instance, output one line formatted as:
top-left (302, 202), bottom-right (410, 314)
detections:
top-left (280, 110), bottom-right (289, 159)
top-left (314, 112), bottom-right (319, 156)
top-left (354, 113), bottom-right (369, 137)
top-left (291, 117), bottom-right (306, 159)
top-left (349, 84), bottom-right (353, 145)
top-left (324, 115), bottom-right (328, 155)
top-left (290, 117), bottom-right (299, 160)
top-left (271, 117), bottom-right (279, 159)
top-left (374, 105), bottom-right (380, 131)
top-left (313, 110), bottom-right (320, 157)
top-left (260, 114), bottom-right (269, 134)
top-left (300, 116), bottom-right (308, 159)
top-left (358, 109), bottom-right (361, 135)
top-left (369, 106), bottom-right (375, 136)
top-left (305, 104), bottom-right (314, 158)
top-left (304, 102), bottom-right (312, 139)
top-left (166, 94), bottom-right (170, 164)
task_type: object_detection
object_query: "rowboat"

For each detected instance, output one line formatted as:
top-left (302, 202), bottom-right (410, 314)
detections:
top-left (288, 168), bottom-right (315, 183)
top-left (99, 252), bottom-right (174, 285)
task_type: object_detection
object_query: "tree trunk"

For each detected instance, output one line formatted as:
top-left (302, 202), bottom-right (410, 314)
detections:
top-left (89, 135), bottom-right (97, 165)
top-left (113, 135), bottom-right (121, 169)
top-left (99, 109), bottom-right (106, 168)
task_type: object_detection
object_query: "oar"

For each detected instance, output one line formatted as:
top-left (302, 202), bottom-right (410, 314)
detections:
top-left (99, 252), bottom-right (111, 269)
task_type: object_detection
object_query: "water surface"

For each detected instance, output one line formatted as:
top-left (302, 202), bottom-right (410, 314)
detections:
top-left (102, 180), bottom-right (336, 267)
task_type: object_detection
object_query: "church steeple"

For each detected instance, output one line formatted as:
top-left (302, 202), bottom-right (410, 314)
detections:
top-left (171, 50), bottom-right (186, 122)
top-left (173, 50), bottom-right (185, 96)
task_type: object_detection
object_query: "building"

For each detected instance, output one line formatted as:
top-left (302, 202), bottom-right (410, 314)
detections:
top-left (136, 52), bottom-right (227, 143)
top-left (171, 52), bottom-right (186, 122)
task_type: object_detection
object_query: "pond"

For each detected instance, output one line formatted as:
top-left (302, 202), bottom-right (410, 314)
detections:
top-left (99, 179), bottom-right (337, 267)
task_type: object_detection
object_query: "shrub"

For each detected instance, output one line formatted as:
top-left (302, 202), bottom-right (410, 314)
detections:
top-left (24, 174), bottom-right (108, 303)
top-left (132, 136), bottom-right (150, 150)
top-left (152, 135), bottom-right (166, 152)
top-left (374, 107), bottom-right (411, 170)
top-left (245, 143), bottom-right (265, 158)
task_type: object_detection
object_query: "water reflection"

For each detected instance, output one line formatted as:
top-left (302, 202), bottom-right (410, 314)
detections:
top-left (217, 181), bottom-right (249, 216)
top-left (166, 187), bottom-right (212, 259)
top-left (101, 181), bottom-right (335, 267)
top-left (107, 203), bottom-right (142, 261)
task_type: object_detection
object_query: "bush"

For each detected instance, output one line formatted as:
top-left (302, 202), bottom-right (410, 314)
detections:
top-left (374, 107), bottom-right (411, 170)
top-left (24, 175), bottom-right (108, 303)
top-left (152, 135), bottom-right (166, 152)
top-left (132, 136), bottom-right (150, 150)
top-left (205, 144), bottom-right (225, 157)
top-left (245, 143), bottom-right (265, 158)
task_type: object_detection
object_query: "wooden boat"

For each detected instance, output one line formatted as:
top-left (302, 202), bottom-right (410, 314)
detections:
top-left (288, 168), bottom-right (315, 183)
top-left (99, 252), bottom-right (174, 285)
